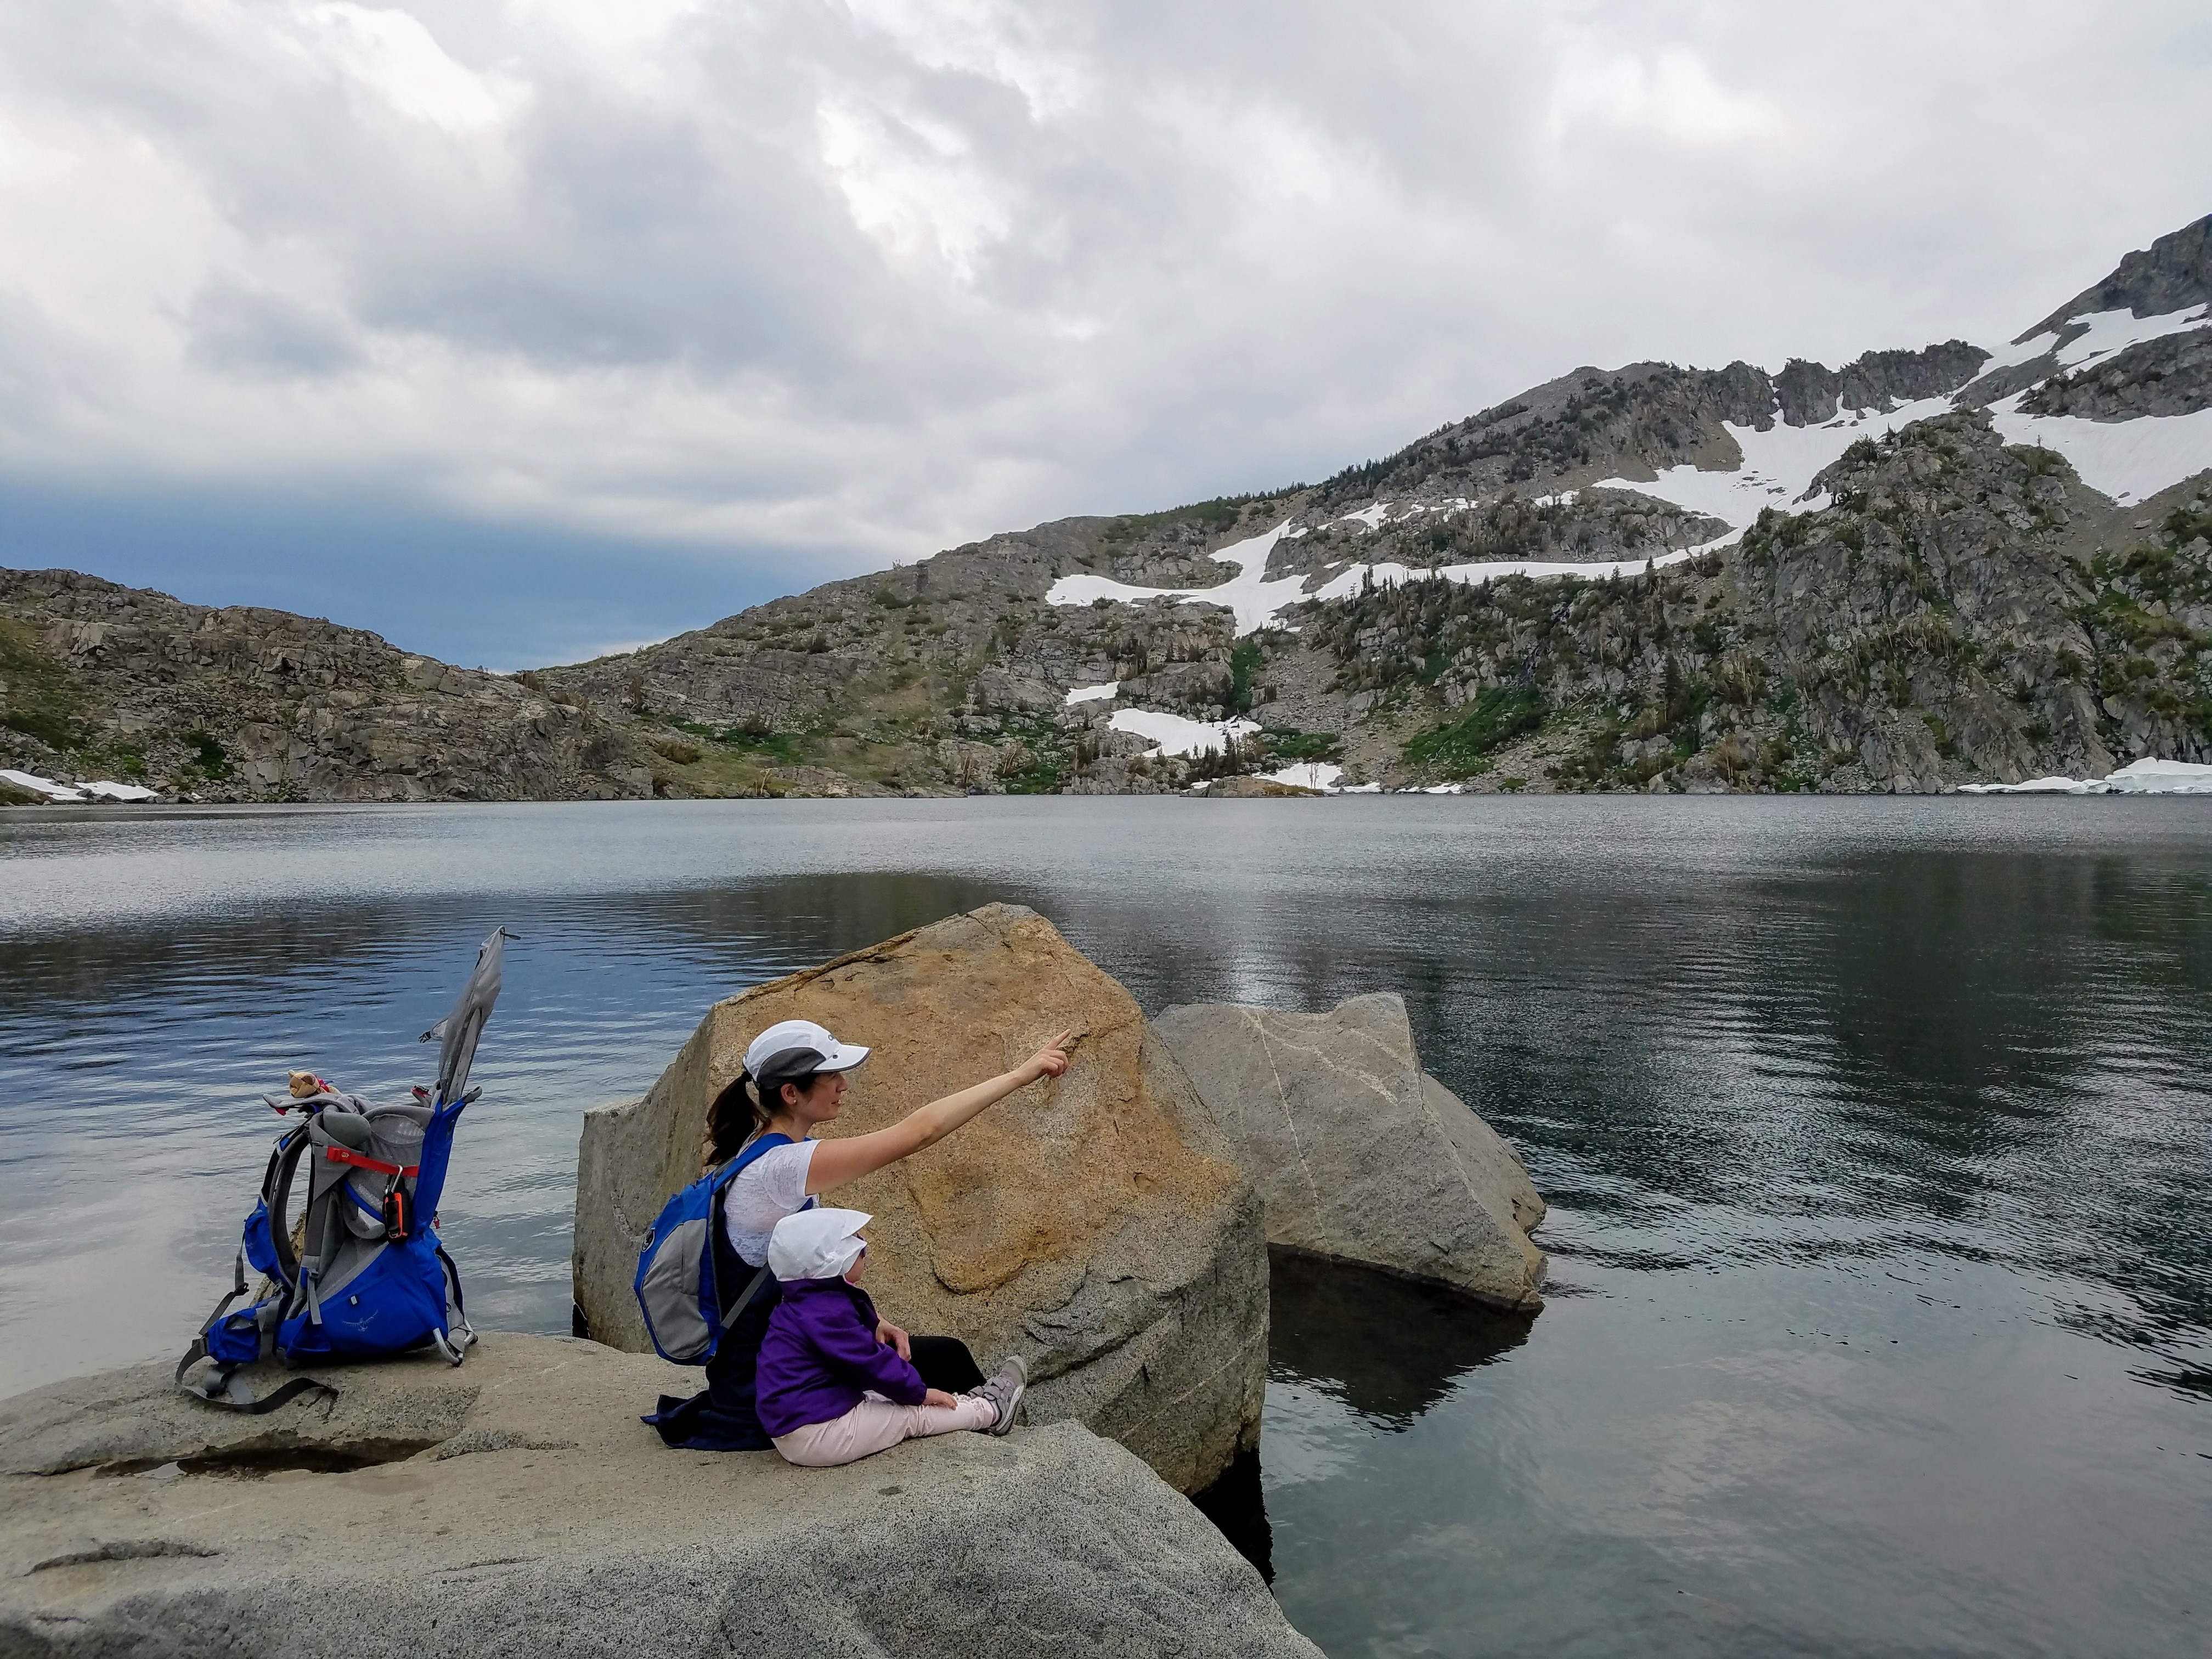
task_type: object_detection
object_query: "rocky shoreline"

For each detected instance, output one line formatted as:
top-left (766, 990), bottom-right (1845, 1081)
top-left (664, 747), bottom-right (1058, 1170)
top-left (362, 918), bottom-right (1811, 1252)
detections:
top-left (2, 907), bottom-right (1554, 1655)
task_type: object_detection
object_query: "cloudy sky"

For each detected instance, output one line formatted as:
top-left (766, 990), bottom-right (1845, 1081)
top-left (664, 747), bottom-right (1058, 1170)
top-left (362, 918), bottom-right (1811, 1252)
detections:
top-left (2, 1), bottom-right (2207, 667)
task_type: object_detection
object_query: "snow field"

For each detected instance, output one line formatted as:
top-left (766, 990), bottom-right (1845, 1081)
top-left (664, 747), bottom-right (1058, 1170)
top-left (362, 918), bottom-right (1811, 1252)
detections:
top-left (1957, 758), bottom-right (2212, 795)
top-left (1107, 707), bottom-right (1260, 756)
top-left (1587, 393), bottom-right (1958, 531)
top-left (1988, 394), bottom-right (2212, 506)
top-left (1, 769), bottom-right (160, 803)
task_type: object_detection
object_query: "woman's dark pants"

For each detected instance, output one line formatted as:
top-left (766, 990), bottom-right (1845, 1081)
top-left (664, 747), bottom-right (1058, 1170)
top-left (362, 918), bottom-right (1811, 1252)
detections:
top-left (644, 1276), bottom-right (985, 1451)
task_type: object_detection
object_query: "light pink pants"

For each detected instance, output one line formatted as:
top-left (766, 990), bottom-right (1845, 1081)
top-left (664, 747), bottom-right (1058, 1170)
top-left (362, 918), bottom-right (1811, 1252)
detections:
top-left (772, 1390), bottom-right (996, 1468)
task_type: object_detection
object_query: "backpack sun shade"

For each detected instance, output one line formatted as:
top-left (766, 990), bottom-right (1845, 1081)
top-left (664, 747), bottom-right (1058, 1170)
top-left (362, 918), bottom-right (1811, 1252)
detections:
top-left (176, 927), bottom-right (514, 1412)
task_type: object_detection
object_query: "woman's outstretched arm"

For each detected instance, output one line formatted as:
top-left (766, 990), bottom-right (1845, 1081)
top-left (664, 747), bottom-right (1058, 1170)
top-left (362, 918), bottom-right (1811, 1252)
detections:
top-left (804, 1030), bottom-right (1074, 1194)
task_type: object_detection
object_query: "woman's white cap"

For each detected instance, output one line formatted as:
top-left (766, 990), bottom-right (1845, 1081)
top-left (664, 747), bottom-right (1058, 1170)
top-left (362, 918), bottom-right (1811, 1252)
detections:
top-left (744, 1018), bottom-right (871, 1081)
top-left (768, 1207), bottom-right (871, 1282)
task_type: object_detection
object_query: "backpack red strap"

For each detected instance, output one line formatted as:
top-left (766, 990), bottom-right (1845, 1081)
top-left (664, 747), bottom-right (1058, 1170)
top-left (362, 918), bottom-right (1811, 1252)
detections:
top-left (323, 1145), bottom-right (419, 1178)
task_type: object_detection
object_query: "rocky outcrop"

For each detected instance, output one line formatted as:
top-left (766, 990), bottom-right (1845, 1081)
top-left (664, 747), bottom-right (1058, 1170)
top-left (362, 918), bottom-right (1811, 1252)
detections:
top-left (0, 567), bottom-right (658, 803)
top-left (2022, 213), bottom-right (2212, 337)
top-left (0, 1335), bottom-right (1317, 1659)
top-left (1152, 994), bottom-right (1546, 1312)
top-left (573, 904), bottom-right (1268, 1493)
top-left (1315, 413), bottom-right (2211, 791)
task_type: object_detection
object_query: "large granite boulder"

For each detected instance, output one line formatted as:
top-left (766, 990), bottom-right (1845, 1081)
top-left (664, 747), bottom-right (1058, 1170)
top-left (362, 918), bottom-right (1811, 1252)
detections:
top-left (1152, 994), bottom-right (1547, 1312)
top-left (573, 904), bottom-right (1267, 1493)
top-left (0, 1336), bottom-right (1318, 1659)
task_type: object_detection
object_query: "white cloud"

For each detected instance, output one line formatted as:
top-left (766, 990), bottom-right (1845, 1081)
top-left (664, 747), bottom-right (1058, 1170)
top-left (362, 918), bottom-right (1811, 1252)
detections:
top-left (0, 0), bottom-right (2205, 606)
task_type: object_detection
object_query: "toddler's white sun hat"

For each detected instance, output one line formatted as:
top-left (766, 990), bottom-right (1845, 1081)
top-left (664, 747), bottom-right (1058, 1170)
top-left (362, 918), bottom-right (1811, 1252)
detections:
top-left (768, 1207), bottom-right (872, 1282)
top-left (744, 1018), bottom-right (871, 1081)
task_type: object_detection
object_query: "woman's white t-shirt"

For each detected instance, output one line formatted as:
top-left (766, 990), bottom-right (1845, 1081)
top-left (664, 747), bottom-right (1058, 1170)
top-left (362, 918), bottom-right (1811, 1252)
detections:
top-left (723, 1139), bottom-right (818, 1265)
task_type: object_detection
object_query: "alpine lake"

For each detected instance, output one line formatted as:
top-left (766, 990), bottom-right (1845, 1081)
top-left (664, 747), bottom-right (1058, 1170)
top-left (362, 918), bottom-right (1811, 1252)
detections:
top-left (3, 795), bottom-right (2207, 1658)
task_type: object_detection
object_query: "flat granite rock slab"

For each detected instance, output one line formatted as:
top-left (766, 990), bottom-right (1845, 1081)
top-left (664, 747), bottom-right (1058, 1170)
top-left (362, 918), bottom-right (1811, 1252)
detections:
top-left (1, 1334), bottom-right (1320, 1659)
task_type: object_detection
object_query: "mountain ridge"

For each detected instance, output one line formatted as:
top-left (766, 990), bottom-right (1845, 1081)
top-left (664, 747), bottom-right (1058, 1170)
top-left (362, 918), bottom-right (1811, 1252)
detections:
top-left (4, 216), bottom-right (2208, 802)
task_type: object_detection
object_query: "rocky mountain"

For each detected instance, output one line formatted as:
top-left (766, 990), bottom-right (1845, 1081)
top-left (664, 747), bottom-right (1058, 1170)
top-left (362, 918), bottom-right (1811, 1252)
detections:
top-left (5, 216), bottom-right (2207, 802)
top-left (0, 569), bottom-right (658, 803)
top-left (535, 214), bottom-right (2209, 797)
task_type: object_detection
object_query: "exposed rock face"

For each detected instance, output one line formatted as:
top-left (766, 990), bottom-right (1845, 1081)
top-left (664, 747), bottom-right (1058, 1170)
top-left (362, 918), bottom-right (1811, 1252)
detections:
top-left (2023, 212), bottom-right (2212, 336)
top-left (0, 567), bottom-right (656, 803)
top-left (1771, 343), bottom-right (1992, 426)
top-left (573, 904), bottom-right (1268, 1493)
top-left (0, 1335), bottom-right (1317, 1659)
top-left (2019, 326), bottom-right (2212, 421)
top-left (1152, 994), bottom-right (1546, 1313)
top-left (1310, 413), bottom-right (2211, 790)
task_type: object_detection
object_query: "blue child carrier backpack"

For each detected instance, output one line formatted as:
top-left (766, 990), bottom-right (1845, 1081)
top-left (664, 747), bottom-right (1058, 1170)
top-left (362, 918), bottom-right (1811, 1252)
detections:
top-left (176, 927), bottom-right (514, 1412)
top-left (633, 1131), bottom-right (810, 1363)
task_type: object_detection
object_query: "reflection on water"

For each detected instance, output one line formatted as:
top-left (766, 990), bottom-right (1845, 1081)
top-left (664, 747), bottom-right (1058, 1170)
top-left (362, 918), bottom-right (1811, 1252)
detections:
top-left (3, 797), bottom-right (2209, 1658)
top-left (1269, 1246), bottom-right (1531, 1425)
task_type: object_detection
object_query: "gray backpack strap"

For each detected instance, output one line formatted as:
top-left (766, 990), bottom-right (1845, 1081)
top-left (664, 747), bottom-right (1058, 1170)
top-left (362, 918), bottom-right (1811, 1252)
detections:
top-left (174, 1345), bottom-right (336, 1414)
top-left (719, 1259), bottom-right (774, 1329)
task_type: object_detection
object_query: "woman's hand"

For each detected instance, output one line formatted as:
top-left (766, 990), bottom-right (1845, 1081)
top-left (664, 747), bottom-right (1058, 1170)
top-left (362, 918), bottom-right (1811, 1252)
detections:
top-left (875, 1319), bottom-right (912, 1361)
top-left (922, 1388), bottom-right (960, 1410)
top-left (1023, 1029), bottom-right (1075, 1084)
top-left (805, 1026), bottom-right (1080, 1195)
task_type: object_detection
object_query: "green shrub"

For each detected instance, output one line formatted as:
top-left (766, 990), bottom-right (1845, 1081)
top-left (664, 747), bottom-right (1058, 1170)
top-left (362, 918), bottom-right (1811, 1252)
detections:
top-left (186, 730), bottom-right (233, 780)
top-left (1260, 729), bottom-right (1343, 762)
top-left (1229, 638), bottom-right (1265, 713)
top-left (1403, 686), bottom-right (1544, 776)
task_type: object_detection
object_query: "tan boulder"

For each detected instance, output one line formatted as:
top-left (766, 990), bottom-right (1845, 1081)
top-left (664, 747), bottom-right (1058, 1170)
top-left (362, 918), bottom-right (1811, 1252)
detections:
top-left (573, 903), bottom-right (1267, 1492)
top-left (1153, 993), bottom-right (1547, 1311)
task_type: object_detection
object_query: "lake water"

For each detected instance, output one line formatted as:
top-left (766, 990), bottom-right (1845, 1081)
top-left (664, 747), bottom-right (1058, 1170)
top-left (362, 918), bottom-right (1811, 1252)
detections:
top-left (3, 797), bottom-right (2207, 1657)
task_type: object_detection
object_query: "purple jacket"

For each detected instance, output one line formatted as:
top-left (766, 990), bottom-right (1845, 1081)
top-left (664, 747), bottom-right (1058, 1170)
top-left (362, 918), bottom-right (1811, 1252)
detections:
top-left (754, 1278), bottom-right (927, 1438)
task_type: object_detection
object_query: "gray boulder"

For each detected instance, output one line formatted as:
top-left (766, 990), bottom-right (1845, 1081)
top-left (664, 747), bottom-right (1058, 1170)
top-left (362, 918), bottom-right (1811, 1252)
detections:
top-left (0, 1335), bottom-right (1319, 1659)
top-left (1153, 994), bottom-right (1546, 1311)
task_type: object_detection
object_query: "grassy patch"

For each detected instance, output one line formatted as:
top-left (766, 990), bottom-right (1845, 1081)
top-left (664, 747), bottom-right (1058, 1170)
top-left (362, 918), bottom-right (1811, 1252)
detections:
top-left (0, 618), bottom-right (88, 752)
top-left (992, 712), bottom-right (1071, 794)
top-left (658, 713), bottom-right (810, 764)
top-left (1259, 729), bottom-right (1343, 763)
top-left (1229, 638), bottom-right (1265, 713)
top-left (1102, 495), bottom-right (1256, 543)
top-left (1403, 687), bottom-right (1545, 776)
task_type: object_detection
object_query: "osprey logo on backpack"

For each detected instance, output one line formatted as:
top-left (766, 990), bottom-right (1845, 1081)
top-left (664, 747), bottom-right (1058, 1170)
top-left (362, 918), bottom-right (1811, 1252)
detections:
top-left (633, 1132), bottom-right (807, 1363)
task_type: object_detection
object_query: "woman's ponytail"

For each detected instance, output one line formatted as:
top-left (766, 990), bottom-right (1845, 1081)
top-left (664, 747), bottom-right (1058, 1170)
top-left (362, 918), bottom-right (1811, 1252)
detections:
top-left (701, 1067), bottom-right (766, 1173)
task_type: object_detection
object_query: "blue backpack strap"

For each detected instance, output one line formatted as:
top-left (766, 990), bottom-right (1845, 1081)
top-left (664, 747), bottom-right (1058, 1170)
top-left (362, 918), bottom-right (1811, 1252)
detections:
top-left (706, 1132), bottom-right (798, 1329)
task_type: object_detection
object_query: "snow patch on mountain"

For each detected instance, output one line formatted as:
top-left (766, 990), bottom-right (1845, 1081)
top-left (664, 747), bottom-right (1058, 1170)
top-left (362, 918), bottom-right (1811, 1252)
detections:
top-left (1048, 521), bottom-right (1316, 635)
top-left (1989, 397), bottom-right (2212, 505)
top-left (1979, 304), bottom-right (2212, 380)
top-left (1108, 708), bottom-right (1260, 756)
top-left (1589, 393), bottom-right (1958, 531)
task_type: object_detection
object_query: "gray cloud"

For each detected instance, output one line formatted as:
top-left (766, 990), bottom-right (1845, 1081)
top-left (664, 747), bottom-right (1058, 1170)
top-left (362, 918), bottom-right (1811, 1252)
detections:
top-left (0, 0), bottom-right (2207, 599)
top-left (183, 279), bottom-right (362, 377)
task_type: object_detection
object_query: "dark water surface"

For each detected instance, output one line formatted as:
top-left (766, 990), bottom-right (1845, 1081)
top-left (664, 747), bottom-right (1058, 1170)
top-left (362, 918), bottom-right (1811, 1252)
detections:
top-left (3, 797), bottom-right (2208, 1657)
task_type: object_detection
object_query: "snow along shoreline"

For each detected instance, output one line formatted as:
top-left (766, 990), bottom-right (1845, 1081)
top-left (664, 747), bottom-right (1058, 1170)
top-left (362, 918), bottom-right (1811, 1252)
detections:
top-left (1, 769), bottom-right (160, 804)
top-left (1956, 759), bottom-right (2212, 795)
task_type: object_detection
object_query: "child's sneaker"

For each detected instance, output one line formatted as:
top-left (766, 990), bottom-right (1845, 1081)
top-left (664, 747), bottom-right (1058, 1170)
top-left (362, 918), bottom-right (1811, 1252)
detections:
top-left (973, 1355), bottom-right (1026, 1435)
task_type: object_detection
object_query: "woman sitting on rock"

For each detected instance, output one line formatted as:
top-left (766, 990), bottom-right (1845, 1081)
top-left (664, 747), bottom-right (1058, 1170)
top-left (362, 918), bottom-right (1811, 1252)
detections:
top-left (756, 1208), bottom-right (1025, 1466)
top-left (645, 1016), bottom-right (1071, 1452)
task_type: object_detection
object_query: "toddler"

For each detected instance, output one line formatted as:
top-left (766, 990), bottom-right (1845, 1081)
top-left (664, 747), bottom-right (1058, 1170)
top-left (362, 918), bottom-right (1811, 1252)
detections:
top-left (754, 1207), bottom-right (1025, 1468)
